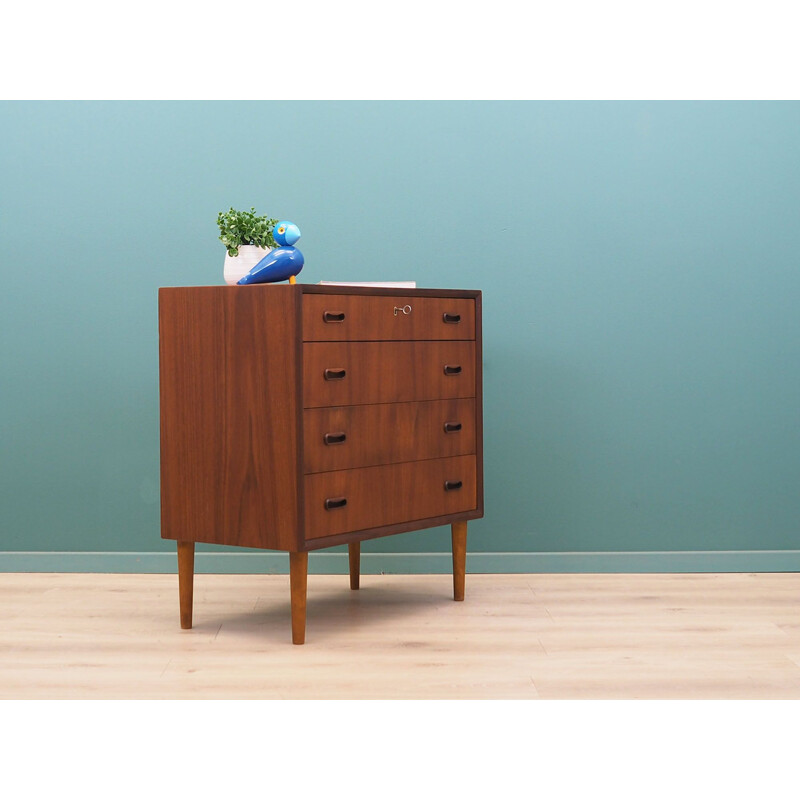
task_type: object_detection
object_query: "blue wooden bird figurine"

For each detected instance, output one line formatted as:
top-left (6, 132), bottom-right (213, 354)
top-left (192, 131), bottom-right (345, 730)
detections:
top-left (237, 221), bottom-right (304, 285)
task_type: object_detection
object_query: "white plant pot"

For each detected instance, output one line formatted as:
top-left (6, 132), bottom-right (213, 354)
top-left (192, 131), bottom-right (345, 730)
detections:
top-left (224, 245), bottom-right (271, 286)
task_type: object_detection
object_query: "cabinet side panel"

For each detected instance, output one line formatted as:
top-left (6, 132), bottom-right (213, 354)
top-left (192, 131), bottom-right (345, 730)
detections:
top-left (474, 291), bottom-right (484, 518)
top-left (159, 286), bottom-right (299, 550)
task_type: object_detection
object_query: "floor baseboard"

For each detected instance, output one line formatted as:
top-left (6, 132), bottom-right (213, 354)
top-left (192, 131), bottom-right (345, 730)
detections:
top-left (1, 550), bottom-right (798, 573)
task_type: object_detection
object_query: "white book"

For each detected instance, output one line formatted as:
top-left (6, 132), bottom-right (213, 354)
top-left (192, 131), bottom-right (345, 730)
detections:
top-left (317, 281), bottom-right (417, 288)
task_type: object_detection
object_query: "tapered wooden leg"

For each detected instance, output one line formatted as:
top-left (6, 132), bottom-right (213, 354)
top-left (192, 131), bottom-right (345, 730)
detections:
top-left (451, 521), bottom-right (467, 601)
top-left (177, 541), bottom-right (195, 629)
top-left (289, 551), bottom-right (309, 645)
top-left (348, 542), bottom-right (360, 590)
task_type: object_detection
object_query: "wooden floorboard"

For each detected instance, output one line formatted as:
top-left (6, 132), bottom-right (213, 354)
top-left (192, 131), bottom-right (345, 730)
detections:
top-left (1, 572), bottom-right (798, 699)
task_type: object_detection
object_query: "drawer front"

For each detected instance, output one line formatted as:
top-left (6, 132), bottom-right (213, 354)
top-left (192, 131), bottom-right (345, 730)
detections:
top-left (304, 398), bottom-right (476, 473)
top-left (303, 341), bottom-right (476, 408)
top-left (303, 294), bottom-right (475, 341)
top-left (304, 455), bottom-right (476, 539)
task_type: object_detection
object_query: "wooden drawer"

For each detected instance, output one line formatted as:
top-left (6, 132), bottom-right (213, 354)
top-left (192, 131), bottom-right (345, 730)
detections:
top-left (303, 294), bottom-right (475, 341)
top-left (304, 398), bottom-right (476, 473)
top-left (304, 455), bottom-right (476, 539)
top-left (303, 341), bottom-right (476, 408)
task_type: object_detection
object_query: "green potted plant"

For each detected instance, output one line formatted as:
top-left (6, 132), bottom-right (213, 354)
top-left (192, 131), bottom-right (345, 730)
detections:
top-left (218, 207), bottom-right (279, 285)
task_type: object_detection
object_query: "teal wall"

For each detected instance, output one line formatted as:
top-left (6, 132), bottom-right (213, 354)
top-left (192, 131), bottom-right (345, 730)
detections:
top-left (1, 101), bottom-right (799, 571)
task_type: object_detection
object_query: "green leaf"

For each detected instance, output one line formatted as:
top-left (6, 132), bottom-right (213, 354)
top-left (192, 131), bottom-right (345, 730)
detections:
top-left (216, 206), bottom-right (282, 252)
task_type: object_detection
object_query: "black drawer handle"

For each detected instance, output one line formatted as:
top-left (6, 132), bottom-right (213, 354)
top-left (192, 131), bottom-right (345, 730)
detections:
top-left (323, 431), bottom-right (347, 445)
top-left (444, 480), bottom-right (463, 491)
top-left (443, 312), bottom-right (461, 324)
top-left (325, 496), bottom-right (348, 510)
top-left (443, 364), bottom-right (462, 376)
top-left (323, 311), bottom-right (345, 323)
top-left (324, 368), bottom-right (347, 381)
top-left (443, 421), bottom-right (462, 433)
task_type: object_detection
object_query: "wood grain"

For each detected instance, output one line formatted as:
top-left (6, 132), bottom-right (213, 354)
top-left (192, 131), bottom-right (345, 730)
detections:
top-left (177, 541), bottom-right (194, 629)
top-left (301, 508), bottom-right (484, 550)
top-left (473, 291), bottom-right (484, 520)
top-left (303, 398), bottom-right (477, 473)
top-left (348, 542), bottom-right (360, 590)
top-left (159, 286), bottom-right (300, 551)
top-left (2, 573), bottom-right (799, 699)
top-left (451, 521), bottom-right (467, 601)
top-left (304, 456), bottom-right (477, 539)
top-left (289, 552), bottom-right (308, 645)
top-left (302, 293), bottom-right (475, 341)
top-left (303, 341), bottom-right (476, 408)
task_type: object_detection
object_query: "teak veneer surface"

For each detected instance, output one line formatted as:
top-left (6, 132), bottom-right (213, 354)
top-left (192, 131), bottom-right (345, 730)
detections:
top-left (304, 455), bottom-right (477, 539)
top-left (159, 285), bottom-right (483, 552)
top-left (159, 285), bottom-right (483, 642)
top-left (303, 341), bottom-right (476, 408)
top-left (303, 398), bottom-right (477, 473)
top-left (159, 286), bottom-right (300, 551)
top-left (302, 293), bottom-right (476, 341)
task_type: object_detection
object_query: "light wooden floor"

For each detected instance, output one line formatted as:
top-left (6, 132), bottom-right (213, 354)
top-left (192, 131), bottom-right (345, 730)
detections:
top-left (1, 572), bottom-right (799, 699)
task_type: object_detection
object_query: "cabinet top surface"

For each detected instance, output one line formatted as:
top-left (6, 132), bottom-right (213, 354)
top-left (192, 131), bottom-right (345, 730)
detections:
top-left (159, 285), bottom-right (481, 299)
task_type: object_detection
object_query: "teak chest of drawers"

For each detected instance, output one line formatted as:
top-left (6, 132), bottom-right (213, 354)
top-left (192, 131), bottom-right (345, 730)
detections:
top-left (158, 285), bottom-right (483, 643)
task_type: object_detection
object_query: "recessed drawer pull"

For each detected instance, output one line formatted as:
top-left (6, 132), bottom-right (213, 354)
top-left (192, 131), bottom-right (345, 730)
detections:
top-left (323, 431), bottom-right (347, 445)
top-left (443, 312), bottom-right (461, 324)
top-left (323, 311), bottom-right (345, 323)
top-left (444, 480), bottom-right (463, 491)
top-left (324, 496), bottom-right (348, 510)
top-left (324, 368), bottom-right (347, 381)
top-left (443, 364), bottom-right (462, 376)
top-left (443, 421), bottom-right (462, 433)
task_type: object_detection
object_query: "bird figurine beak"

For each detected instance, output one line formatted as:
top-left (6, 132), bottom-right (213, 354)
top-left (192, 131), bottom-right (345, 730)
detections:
top-left (283, 223), bottom-right (301, 246)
